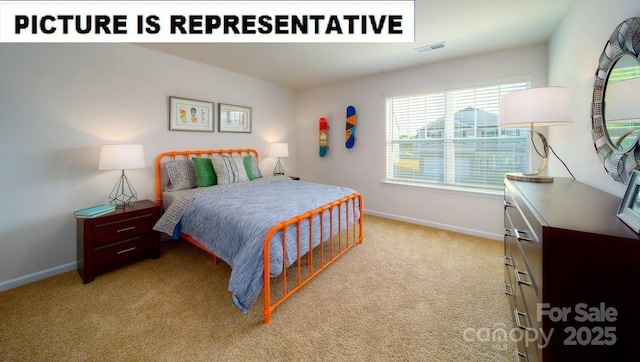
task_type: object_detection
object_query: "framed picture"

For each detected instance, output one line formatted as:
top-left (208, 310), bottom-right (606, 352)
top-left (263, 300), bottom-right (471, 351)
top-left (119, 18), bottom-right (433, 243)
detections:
top-left (617, 170), bottom-right (640, 233)
top-left (169, 96), bottom-right (214, 132)
top-left (218, 103), bottom-right (252, 133)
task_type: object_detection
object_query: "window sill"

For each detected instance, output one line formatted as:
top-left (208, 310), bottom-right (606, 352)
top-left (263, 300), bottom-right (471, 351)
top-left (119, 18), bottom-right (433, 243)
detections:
top-left (381, 180), bottom-right (503, 199)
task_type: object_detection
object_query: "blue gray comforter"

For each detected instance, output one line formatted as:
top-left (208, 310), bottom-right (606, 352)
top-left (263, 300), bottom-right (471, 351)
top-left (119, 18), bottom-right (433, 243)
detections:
top-left (174, 177), bottom-right (360, 313)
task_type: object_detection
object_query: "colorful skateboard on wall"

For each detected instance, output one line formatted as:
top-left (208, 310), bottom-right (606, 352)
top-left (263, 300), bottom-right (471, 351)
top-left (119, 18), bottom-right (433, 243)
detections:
top-left (346, 105), bottom-right (357, 149)
top-left (319, 117), bottom-right (329, 157)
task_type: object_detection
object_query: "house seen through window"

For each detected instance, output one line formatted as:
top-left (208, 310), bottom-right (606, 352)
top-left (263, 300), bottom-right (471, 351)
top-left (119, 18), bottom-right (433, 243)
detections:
top-left (386, 81), bottom-right (531, 190)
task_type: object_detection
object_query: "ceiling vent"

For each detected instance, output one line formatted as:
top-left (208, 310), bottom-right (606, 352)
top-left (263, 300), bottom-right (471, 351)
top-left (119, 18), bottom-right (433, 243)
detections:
top-left (414, 42), bottom-right (446, 54)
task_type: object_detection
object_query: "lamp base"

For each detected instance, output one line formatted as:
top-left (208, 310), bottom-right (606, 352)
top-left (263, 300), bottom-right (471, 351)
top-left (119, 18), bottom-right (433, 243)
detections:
top-left (505, 130), bottom-right (554, 183)
top-left (505, 172), bottom-right (553, 183)
top-left (273, 158), bottom-right (285, 176)
top-left (108, 170), bottom-right (138, 208)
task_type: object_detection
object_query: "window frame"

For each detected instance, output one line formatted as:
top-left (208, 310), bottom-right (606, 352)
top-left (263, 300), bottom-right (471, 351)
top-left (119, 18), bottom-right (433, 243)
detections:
top-left (385, 81), bottom-right (532, 191)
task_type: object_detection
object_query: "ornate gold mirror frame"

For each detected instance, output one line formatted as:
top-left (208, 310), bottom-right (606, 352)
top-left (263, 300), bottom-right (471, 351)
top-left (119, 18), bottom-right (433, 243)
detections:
top-left (592, 17), bottom-right (640, 183)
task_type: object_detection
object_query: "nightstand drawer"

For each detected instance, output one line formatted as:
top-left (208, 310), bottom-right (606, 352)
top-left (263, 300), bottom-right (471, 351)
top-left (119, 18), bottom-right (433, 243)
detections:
top-left (94, 235), bottom-right (152, 268)
top-left (94, 213), bottom-right (155, 246)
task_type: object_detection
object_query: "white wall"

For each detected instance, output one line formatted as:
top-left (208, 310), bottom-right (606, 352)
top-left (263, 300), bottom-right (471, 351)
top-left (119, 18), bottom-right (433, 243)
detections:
top-left (296, 44), bottom-right (548, 240)
top-left (0, 43), bottom-right (297, 289)
top-left (548, 0), bottom-right (640, 196)
top-left (5, 1), bottom-right (634, 290)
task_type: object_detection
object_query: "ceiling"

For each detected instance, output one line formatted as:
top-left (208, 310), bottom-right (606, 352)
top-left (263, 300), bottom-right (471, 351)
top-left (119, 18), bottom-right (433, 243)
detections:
top-left (138, 0), bottom-right (574, 90)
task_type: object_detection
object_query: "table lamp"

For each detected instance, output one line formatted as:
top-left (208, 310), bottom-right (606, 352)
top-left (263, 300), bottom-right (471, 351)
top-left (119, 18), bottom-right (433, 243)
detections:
top-left (270, 142), bottom-right (289, 176)
top-left (98, 144), bottom-right (145, 207)
top-left (498, 86), bottom-right (572, 183)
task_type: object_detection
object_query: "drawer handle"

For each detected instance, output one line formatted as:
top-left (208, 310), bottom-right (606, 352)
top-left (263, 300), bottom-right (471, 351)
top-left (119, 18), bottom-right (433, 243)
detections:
top-left (503, 256), bottom-right (514, 267)
top-left (514, 268), bottom-right (533, 286)
top-left (117, 226), bottom-right (136, 233)
top-left (117, 247), bottom-right (137, 255)
top-left (504, 200), bottom-right (513, 209)
top-left (514, 349), bottom-right (528, 362)
top-left (514, 228), bottom-right (532, 243)
top-left (514, 308), bottom-right (533, 331)
top-left (503, 282), bottom-right (514, 296)
top-left (504, 228), bottom-right (514, 238)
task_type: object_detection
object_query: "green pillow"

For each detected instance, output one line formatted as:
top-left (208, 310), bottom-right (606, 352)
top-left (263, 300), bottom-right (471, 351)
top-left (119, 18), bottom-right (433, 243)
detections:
top-left (243, 156), bottom-right (255, 180)
top-left (192, 157), bottom-right (217, 187)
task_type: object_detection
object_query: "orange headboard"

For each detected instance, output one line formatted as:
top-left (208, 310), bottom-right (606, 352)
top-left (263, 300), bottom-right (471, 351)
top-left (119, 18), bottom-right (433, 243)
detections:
top-left (155, 148), bottom-right (259, 203)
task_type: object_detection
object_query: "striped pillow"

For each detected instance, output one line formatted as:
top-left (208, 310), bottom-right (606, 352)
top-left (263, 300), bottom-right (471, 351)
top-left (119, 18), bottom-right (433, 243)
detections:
top-left (211, 155), bottom-right (249, 184)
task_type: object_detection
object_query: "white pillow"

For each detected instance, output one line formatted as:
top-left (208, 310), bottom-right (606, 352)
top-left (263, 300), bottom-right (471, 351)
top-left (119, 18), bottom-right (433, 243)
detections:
top-left (211, 155), bottom-right (249, 184)
top-left (164, 159), bottom-right (197, 191)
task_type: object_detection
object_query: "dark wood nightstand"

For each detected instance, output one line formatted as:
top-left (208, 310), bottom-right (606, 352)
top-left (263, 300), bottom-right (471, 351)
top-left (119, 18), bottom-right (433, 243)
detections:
top-left (77, 200), bottom-right (161, 283)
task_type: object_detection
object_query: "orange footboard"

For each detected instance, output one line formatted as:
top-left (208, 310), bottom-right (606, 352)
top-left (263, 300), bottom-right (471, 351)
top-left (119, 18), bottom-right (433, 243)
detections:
top-left (262, 192), bottom-right (363, 324)
top-left (156, 149), bottom-right (364, 324)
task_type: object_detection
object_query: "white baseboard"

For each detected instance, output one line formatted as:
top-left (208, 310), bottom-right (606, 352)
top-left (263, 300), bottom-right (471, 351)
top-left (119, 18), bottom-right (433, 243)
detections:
top-left (0, 211), bottom-right (500, 292)
top-left (363, 209), bottom-right (503, 241)
top-left (0, 261), bottom-right (77, 292)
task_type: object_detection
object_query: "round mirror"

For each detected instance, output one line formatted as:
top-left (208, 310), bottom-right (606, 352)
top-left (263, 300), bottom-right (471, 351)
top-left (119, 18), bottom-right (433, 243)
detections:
top-left (592, 17), bottom-right (640, 183)
top-left (604, 54), bottom-right (640, 153)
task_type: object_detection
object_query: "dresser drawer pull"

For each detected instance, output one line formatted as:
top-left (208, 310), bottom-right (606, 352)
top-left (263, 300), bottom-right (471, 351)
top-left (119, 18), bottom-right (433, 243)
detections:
top-left (514, 228), bottom-right (532, 242)
top-left (504, 200), bottom-right (514, 209)
top-left (504, 228), bottom-right (514, 238)
top-left (117, 247), bottom-right (137, 255)
top-left (117, 226), bottom-right (136, 233)
top-left (503, 282), bottom-right (514, 296)
top-left (503, 256), bottom-right (514, 267)
top-left (514, 308), bottom-right (533, 331)
top-left (514, 268), bottom-right (533, 286)
top-left (514, 349), bottom-right (528, 362)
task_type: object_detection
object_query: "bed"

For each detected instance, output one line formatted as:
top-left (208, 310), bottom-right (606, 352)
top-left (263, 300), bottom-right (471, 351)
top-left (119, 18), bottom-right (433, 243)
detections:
top-left (152, 149), bottom-right (363, 323)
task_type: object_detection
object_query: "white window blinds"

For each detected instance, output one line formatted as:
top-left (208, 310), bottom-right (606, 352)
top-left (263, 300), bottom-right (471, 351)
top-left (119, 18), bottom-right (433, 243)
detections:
top-left (386, 81), bottom-right (531, 190)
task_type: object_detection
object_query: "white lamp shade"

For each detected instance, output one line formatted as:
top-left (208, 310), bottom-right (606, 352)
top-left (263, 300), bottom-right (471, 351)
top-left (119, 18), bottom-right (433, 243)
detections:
top-left (98, 144), bottom-right (145, 170)
top-left (270, 143), bottom-right (289, 158)
top-left (499, 86), bottom-right (573, 127)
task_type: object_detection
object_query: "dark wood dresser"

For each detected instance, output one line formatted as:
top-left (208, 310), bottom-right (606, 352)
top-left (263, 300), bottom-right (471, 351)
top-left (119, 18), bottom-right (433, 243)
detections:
top-left (77, 200), bottom-right (161, 283)
top-left (503, 178), bottom-right (640, 361)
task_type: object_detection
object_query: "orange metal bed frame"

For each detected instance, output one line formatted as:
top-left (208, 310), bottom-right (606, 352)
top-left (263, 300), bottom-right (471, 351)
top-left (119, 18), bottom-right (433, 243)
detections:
top-left (155, 149), bottom-right (364, 324)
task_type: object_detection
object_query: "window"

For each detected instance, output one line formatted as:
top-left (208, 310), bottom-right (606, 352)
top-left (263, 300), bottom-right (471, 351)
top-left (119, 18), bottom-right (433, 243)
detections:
top-left (605, 60), bottom-right (640, 150)
top-left (386, 81), bottom-right (531, 190)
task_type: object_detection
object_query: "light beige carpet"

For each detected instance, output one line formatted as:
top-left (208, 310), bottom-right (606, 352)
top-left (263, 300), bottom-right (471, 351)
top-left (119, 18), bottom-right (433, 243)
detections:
top-left (0, 215), bottom-right (514, 361)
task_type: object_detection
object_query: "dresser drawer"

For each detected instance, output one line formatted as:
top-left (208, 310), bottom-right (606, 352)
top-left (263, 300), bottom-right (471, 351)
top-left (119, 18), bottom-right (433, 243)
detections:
top-left (513, 281), bottom-right (541, 362)
top-left (503, 231), bottom-right (516, 291)
top-left (93, 213), bottom-right (156, 246)
top-left (514, 328), bottom-right (540, 362)
top-left (505, 194), bottom-right (540, 243)
top-left (94, 234), bottom-right (153, 269)
top-left (506, 213), bottom-right (538, 289)
top-left (503, 255), bottom-right (516, 311)
top-left (505, 194), bottom-right (542, 296)
top-left (510, 238), bottom-right (538, 292)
